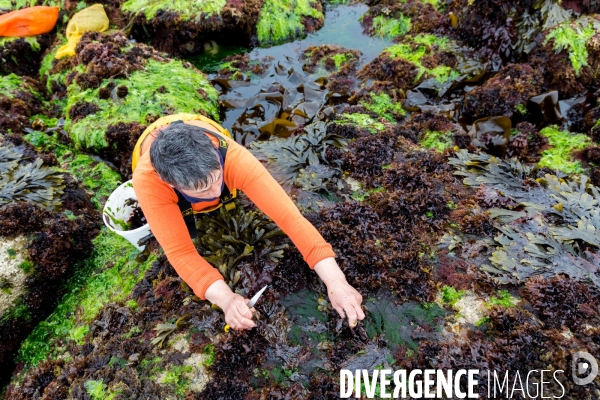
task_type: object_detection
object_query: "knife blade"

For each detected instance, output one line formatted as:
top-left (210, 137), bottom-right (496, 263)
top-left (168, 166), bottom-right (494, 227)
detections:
top-left (247, 285), bottom-right (268, 308)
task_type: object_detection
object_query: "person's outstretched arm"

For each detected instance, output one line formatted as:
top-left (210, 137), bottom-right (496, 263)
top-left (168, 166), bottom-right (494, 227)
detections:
top-left (217, 141), bottom-right (365, 327)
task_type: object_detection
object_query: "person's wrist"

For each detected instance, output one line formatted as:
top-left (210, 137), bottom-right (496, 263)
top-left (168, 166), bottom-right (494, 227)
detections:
top-left (218, 291), bottom-right (241, 311)
top-left (205, 280), bottom-right (235, 310)
top-left (325, 277), bottom-right (349, 291)
top-left (313, 257), bottom-right (346, 286)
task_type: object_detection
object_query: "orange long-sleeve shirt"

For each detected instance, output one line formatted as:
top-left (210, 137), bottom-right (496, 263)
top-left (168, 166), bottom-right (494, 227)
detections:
top-left (132, 120), bottom-right (335, 299)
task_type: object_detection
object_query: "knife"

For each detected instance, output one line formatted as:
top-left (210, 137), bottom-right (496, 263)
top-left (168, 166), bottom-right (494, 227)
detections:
top-left (247, 285), bottom-right (268, 308)
top-left (224, 285), bottom-right (268, 332)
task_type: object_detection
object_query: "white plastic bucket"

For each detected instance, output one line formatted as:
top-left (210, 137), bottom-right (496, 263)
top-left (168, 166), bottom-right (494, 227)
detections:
top-left (102, 180), bottom-right (151, 251)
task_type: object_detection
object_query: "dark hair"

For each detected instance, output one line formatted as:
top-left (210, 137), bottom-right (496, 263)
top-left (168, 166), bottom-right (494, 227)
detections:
top-left (149, 122), bottom-right (221, 190)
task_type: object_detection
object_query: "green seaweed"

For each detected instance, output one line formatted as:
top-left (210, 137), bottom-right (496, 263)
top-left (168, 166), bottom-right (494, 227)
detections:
top-left (485, 290), bottom-right (516, 308)
top-left (331, 53), bottom-right (351, 71)
top-left (84, 379), bottom-right (123, 400)
top-left (337, 113), bottom-right (386, 134)
top-left (121, 0), bottom-right (226, 21)
top-left (24, 130), bottom-right (122, 208)
top-left (420, 130), bottom-right (453, 151)
top-left (257, 0), bottom-right (323, 46)
top-left (0, 73), bottom-right (41, 100)
top-left (385, 34), bottom-right (459, 83)
top-left (0, 36), bottom-right (40, 53)
top-left (67, 154), bottom-right (122, 208)
top-left (372, 14), bottom-right (412, 39)
top-left (161, 364), bottom-right (193, 398)
top-left (39, 35), bottom-right (68, 93)
top-left (202, 343), bottom-right (216, 366)
top-left (360, 92), bottom-right (406, 123)
top-left (543, 20), bottom-right (597, 76)
top-left (84, 380), bottom-right (108, 400)
top-left (351, 186), bottom-right (385, 202)
top-left (17, 260), bottom-right (34, 274)
top-left (17, 229), bottom-right (158, 367)
top-left (68, 324), bottom-right (89, 345)
top-left (441, 285), bottom-right (464, 306)
top-left (12, 0), bottom-right (61, 9)
top-left (1, 298), bottom-right (32, 323)
top-left (538, 126), bottom-right (591, 174)
top-left (64, 59), bottom-right (219, 151)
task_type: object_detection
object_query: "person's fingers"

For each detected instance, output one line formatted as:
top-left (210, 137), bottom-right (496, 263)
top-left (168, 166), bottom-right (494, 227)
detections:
top-left (344, 304), bottom-right (358, 327)
top-left (236, 301), bottom-right (253, 319)
top-left (231, 304), bottom-right (256, 329)
top-left (333, 304), bottom-right (345, 319)
top-left (355, 292), bottom-right (363, 304)
top-left (354, 302), bottom-right (366, 320)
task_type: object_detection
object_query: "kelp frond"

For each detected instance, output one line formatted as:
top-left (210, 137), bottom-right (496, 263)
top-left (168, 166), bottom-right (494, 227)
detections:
top-left (195, 205), bottom-right (288, 288)
top-left (249, 121), bottom-right (348, 190)
top-left (0, 145), bottom-right (64, 209)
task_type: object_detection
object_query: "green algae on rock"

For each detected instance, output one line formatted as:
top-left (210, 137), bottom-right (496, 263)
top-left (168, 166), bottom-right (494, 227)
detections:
top-left (121, 0), bottom-right (226, 21)
top-left (336, 113), bottom-right (386, 134)
top-left (24, 130), bottom-right (122, 209)
top-left (39, 32), bottom-right (219, 153)
top-left (538, 126), bottom-right (591, 174)
top-left (65, 58), bottom-right (219, 151)
top-left (360, 92), bottom-right (406, 123)
top-left (420, 130), bottom-right (453, 152)
top-left (543, 18), bottom-right (599, 76)
top-left (257, 0), bottom-right (324, 46)
top-left (0, 74), bottom-right (44, 134)
top-left (302, 45), bottom-right (361, 74)
top-left (17, 228), bottom-right (158, 367)
top-left (371, 14), bottom-right (412, 39)
top-left (357, 34), bottom-right (463, 92)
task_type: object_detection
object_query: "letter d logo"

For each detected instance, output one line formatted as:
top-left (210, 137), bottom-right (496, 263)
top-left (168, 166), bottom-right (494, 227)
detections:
top-left (572, 351), bottom-right (598, 386)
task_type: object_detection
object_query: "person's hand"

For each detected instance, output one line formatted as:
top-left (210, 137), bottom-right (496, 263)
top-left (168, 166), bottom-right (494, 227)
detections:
top-left (326, 278), bottom-right (365, 327)
top-left (313, 257), bottom-right (365, 328)
top-left (222, 293), bottom-right (256, 330)
top-left (205, 280), bottom-right (256, 330)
